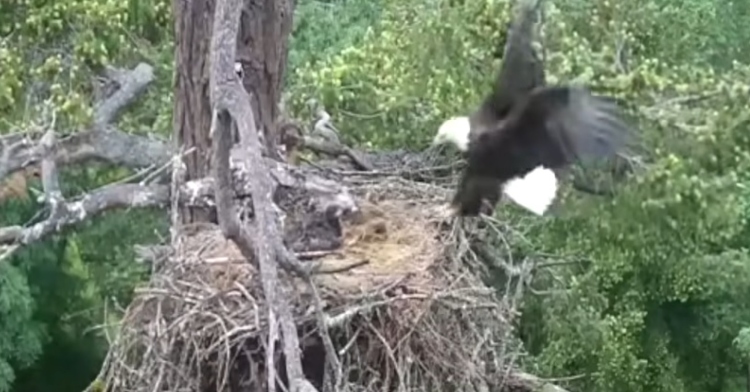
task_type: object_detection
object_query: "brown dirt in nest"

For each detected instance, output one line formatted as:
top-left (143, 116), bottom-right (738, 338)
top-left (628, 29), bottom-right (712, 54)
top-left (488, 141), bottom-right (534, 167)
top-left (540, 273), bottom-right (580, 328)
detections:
top-left (314, 199), bottom-right (442, 295)
top-left (165, 198), bottom-right (443, 297)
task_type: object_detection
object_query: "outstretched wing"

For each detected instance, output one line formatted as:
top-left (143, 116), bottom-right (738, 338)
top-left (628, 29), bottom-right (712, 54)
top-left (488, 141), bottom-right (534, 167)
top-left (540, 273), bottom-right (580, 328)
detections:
top-left (474, 0), bottom-right (545, 125)
top-left (500, 85), bottom-right (634, 170)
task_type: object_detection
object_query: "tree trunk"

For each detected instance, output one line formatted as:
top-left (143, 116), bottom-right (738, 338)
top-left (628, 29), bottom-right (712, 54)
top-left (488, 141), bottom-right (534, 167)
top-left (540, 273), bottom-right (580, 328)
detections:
top-left (172, 0), bottom-right (294, 224)
top-left (236, 0), bottom-right (295, 161)
top-left (173, 0), bottom-right (217, 224)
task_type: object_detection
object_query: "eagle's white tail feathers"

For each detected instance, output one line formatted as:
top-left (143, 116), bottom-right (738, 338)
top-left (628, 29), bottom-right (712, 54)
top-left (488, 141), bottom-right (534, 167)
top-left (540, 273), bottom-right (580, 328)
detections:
top-left (501, 166), bottom-right (558, 216)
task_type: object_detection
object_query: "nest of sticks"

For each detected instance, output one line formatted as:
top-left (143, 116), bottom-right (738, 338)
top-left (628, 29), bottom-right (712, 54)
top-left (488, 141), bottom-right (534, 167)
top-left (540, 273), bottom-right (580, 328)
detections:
top-left (95, 150), bottom-right (541, 392)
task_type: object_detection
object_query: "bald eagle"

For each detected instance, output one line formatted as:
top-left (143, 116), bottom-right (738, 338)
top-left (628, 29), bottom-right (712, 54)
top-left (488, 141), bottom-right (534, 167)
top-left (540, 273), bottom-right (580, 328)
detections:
top-left (451, 86), bottom-right (632, 217)
top-left (432, 0), bottom-right (633, 217)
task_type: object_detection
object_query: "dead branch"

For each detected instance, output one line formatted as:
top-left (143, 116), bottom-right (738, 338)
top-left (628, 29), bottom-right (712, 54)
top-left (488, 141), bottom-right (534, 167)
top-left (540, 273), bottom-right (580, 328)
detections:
top-left (94, 63), bottom-right (154, 128)
top-left (0, 160), bottom-right (358, 260)
top-left (0, 127), bottom-right (170, 178)
top-left (301, 136), bottom-right (374, 171)
top-left (0, 62), bottom-right (164, 179)
top-left (209, 1), bottom-right (322, 392)
top-left (0, 62), bottom-right (369, 253)
top-left (510, 371), bottom-right (572, 392)
top-left (0, 183), bottom-right (167, 246)
top-left (0, 57), bottom-right (358, 259)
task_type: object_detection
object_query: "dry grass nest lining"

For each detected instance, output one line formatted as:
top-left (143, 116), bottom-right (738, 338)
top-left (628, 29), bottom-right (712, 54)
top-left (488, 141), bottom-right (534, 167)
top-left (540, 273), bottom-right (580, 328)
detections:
top-left (103, 177), bottom-right (521, 392)
top-left (173, 197), bottom-right (446, 296)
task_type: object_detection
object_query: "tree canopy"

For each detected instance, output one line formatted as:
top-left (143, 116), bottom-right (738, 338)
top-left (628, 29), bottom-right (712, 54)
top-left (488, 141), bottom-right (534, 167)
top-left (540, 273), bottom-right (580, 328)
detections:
top-left (1, 0), bottom-right (750, 391)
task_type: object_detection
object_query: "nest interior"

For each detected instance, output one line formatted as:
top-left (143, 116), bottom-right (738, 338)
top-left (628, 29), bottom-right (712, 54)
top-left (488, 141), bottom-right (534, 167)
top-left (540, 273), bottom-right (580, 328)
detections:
top-left (100, 173), bottom-right (528, 392)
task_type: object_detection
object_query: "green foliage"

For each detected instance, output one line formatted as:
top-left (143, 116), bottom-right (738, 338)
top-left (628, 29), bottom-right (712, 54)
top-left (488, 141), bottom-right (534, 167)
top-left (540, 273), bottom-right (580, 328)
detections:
top-left (289, 0), bottom-right (750, 391)
top-left (287, 0), bottom-right (383, 86)
top-left (0, 0), bottom-right (123, 127)
top-left (0, 165), bottom-right (167, 392)
top-left (556, 0), bottom-right (750, 70)
top-left (0, 0), bottom-right (173, 131)
top-left (7, 232), bottom-right (105, 392)
top-left (289, 0), bottom-right (512, 148)
top-left (734, 328), bottom-right (750, 361)
top-left (0, 261), bottom-right (45, 392)
top-left (1, 0), bottom-right (750, 391)
top-left (124, 0), bottom-right (172, 43)
top-left (0, 1), bottom-right (173, 390)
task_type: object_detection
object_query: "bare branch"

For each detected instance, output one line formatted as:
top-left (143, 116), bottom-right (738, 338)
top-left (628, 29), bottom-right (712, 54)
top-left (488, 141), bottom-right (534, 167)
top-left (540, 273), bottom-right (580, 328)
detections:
top-left (0, 183), bottom-right (168, 261)
top-left (209, 1), bottom-right (318, 391)
top-left (0, 145), bottom-right (357, 263)
top-left (0, 62), bottom-right (162, 180)
top-left (0, 128), bottom-right (170, 179)
top-left (38, 126), bottom-right (64, 208)
top-left (511, 371), bottom-right (573, 392)
top-left (0, 61), bottom-right (375, 190)
top-left (0, 61), bottom-right (356, 258)
top-left (0, 135), bottom-right (33, 179)
top-left (302, 136), bottom-right (373, 171)
top-left (93, 63), bottom-right (155, 128)
top-left (0, 182), bottom-right (162, 260)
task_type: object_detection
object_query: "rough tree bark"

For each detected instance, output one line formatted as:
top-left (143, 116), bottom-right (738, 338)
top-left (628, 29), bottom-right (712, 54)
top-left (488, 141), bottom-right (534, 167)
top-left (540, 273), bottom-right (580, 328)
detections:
top-left (173, 0), bottom-right (217, 224)
top-left (210, 0), bottom-right (328, 390)
top-left (236, 0), bottom-right (295, 161)
top-left (172, 0), bottom-right (294, 223)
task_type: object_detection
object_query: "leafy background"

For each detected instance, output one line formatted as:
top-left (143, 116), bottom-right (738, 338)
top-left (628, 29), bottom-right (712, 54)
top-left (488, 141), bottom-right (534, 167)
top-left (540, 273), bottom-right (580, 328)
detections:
top-left (1, 0), bottom-right (750, 391)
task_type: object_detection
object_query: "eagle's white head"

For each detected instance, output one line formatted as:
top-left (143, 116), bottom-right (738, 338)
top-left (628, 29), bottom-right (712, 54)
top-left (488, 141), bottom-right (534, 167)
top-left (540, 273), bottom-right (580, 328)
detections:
top-left (432, 116), bottom-right (471, 151)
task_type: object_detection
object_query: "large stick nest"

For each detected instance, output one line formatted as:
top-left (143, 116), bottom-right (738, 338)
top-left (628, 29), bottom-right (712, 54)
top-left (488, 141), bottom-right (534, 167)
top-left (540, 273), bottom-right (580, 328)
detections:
top-left (97, 149), bottom-right (538, 392)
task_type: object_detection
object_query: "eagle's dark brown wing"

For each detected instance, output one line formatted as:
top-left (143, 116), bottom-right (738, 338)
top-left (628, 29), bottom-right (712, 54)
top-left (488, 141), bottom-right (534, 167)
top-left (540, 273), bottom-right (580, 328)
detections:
top-left (510, 85), bottom-right (633, 167)
top-left (468, 0), bottom-right (546, 141)
top-left (488, 0), bottom-right (546, 115)
top-left (450, 86), bottom-right (634, 217)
